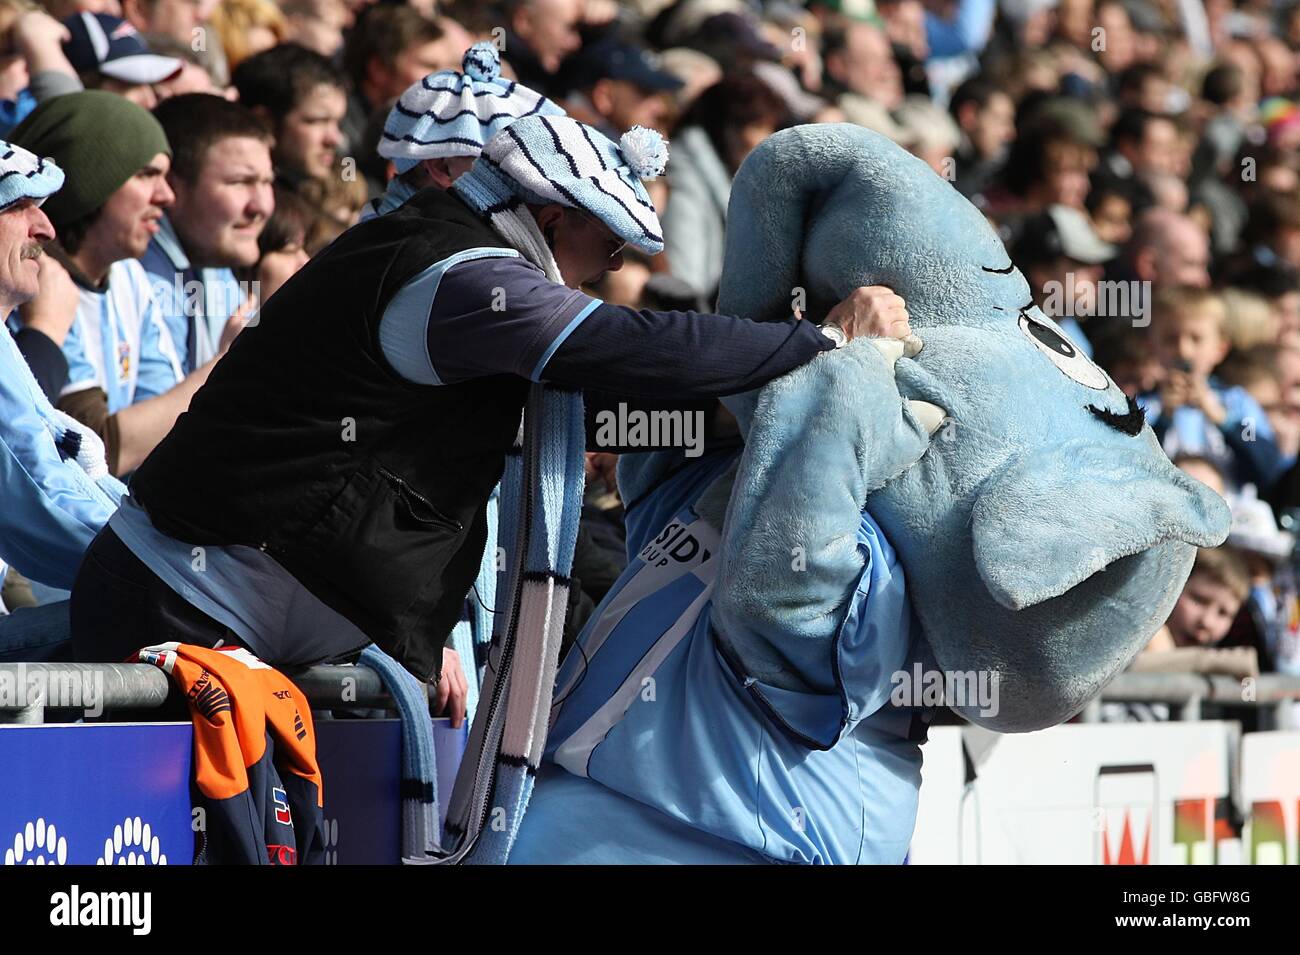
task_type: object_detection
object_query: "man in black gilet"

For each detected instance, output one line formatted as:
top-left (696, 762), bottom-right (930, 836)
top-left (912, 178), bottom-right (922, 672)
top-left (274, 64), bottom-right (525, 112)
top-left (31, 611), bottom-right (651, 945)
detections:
top-left (68, 116), bottom-right (912, 720)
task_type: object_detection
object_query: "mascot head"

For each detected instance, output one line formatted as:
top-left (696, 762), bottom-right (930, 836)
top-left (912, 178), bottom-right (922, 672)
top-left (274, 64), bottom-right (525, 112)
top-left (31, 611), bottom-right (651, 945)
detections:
top-left (717, 124), bottom-right (1230, 731)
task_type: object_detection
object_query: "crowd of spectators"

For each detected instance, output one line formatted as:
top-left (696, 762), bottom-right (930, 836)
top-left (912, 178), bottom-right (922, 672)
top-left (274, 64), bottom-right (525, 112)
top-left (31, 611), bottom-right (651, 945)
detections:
top-left (2, 0), bottom-right (1300, 714)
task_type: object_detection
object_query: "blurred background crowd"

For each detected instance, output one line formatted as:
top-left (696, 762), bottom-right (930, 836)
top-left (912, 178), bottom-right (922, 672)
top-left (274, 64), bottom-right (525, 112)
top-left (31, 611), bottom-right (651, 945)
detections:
top-left (3, 0), bottom-right (1300, 719)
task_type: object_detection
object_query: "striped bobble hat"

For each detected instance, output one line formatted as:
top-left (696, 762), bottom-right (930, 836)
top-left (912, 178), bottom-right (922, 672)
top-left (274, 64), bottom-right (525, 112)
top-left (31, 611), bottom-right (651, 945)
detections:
top-left (378, 41), bottom-right (565, 174)
top-left (0, 140), bottom-right (63, 210)
top-left (452, 115), bottom-right (668, 255)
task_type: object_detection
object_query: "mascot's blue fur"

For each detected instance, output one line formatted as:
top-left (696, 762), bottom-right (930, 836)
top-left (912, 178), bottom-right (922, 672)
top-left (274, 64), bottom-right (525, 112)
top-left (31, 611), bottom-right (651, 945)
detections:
top-left (509, 125), bottom-right (1230, 864)
top-left (708, 124), bottom-right (1231, 731)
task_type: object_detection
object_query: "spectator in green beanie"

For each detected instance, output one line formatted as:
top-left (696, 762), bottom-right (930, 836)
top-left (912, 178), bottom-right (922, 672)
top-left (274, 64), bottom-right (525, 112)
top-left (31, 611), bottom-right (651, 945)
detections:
top-left (11, 90), bottom-right (245, 475)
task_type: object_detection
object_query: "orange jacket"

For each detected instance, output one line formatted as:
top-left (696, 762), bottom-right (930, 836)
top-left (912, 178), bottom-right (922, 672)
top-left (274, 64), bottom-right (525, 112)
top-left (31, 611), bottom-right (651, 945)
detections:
top-left (139, 642), bottom-right (324, 865)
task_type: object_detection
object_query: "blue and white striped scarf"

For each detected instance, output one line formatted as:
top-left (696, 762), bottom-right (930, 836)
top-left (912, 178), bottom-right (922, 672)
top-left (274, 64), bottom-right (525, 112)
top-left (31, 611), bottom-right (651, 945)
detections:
top-left (435, 204), bottom-right (585, 864)
top-left (357, 644), bottom-right (442, 861)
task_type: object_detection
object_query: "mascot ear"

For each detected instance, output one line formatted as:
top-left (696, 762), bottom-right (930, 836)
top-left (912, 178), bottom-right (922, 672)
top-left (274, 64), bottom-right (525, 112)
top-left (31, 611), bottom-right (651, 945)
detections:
top-left (971, 441), bottom-right (1230, 610)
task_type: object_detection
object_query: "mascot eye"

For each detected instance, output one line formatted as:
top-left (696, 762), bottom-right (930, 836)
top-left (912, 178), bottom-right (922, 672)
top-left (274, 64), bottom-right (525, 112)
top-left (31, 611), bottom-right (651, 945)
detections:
top-left (1017, 313), bottom-right (1110, 390)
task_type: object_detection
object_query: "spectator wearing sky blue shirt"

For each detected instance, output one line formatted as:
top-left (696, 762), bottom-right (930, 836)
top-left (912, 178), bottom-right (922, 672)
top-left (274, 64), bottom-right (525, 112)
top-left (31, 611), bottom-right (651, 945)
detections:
top-left (0, 138), bottom-right (125, 661)
top-left (924, 0), bottom-right (996, 59)
top-left (11, 90), bottom-right (245, 476)
top-left (140, 94), bottom-right (271, 374)
top-left (1140, 286), bottom-right (1286, 492)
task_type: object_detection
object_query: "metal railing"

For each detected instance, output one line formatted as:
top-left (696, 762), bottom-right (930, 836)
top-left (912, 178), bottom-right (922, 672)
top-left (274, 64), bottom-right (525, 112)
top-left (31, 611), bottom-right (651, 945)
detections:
top-left (1083, 672), bottom-right (1300, 728)
top-left (0, 662), bottom-right (422, 724)
top-left (3, 663), bottom-right (1299, 727)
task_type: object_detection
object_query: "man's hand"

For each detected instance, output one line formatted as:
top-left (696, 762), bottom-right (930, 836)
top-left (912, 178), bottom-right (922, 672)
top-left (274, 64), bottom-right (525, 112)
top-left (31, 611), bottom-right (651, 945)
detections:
top-left (1184, 374), bottom-right (1227, 426)
top-left (13, 10), bottom-right (76, 78)
top-left (585, 451), bottom-right (619, 494)
top-left (826, 285), bottom-right (911, 341)
top-left (432, 647), bottom-right (469, 728)
top-left (13, 10), bottom-right (69, 57)
top-left (17, 253), bottom-right (79, 346)
top-left (1158, 371), bottom-right (1187, 411)
top-left (217, 300), bottom-right (255, 355)
top-left (1161, 370), bottom-right (1226, 425)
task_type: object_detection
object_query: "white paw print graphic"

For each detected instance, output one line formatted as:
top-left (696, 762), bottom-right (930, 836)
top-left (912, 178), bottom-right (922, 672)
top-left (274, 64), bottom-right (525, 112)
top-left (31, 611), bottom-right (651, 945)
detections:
top-left (322, 818), bottom-right (339, 865)
top-left (5, 818), bottom-right (67, 865)
top-left (96, 816), bottom-right (167, 865)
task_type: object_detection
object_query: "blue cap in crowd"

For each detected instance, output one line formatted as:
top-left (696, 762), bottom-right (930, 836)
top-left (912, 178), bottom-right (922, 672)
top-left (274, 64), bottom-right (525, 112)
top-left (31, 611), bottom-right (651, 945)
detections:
top-left (562, 37), bottom-right (685, 93)
top-left (62, 12), bottom-right (183, 86)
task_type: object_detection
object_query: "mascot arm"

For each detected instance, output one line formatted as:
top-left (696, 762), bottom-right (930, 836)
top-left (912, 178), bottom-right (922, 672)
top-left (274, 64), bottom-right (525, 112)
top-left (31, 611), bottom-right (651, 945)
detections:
top-left (712, 338), bottom-right (932, 705)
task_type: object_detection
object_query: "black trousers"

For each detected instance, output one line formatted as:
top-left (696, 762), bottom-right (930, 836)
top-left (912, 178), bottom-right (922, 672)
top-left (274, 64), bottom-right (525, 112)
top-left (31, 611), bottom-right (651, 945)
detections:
top-left (70, 526), bottom-right (247, 665)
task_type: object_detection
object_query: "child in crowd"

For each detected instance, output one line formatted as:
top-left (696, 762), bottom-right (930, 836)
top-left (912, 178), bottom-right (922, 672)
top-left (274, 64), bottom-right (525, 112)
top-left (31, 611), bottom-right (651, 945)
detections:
top-left (1260, 346), bottom-right (1300, 512)
top-left (1085, 175), bottom-right (1137, 247)
top-left (1105, 546), bottom-right (1258, 721)
top-left (1223, 264), bottom-right (1300, 344)
top-left (1131, 546), bottom-right (1258, 677)
top-left (1220, 288), bottom-right (1279, 350)
top-left (1215, 344), bottom-right (1297, 463)
top-left (1220, 486), bottom-right (1300, 676)
top-left (1140, 286), bottom-right (1286, 491)
top-left (298, 166), bottom-right (368, 252)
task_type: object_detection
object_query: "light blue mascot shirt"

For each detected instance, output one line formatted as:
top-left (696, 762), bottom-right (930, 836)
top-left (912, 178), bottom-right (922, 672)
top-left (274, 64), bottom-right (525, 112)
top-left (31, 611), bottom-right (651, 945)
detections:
top-left (0, 328), bottom-right (125, 589)
top-left (512, 448), bottom-right (932, 865)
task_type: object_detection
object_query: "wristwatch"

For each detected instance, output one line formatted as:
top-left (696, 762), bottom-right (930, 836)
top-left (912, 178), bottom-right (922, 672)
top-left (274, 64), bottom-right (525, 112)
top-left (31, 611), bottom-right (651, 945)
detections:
top-left (820, 324), bottom-right (848, 348)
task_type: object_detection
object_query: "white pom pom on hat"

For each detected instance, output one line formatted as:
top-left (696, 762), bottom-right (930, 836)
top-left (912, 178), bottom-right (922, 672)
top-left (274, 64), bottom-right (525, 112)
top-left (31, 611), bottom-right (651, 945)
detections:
top-left (619, 125), bottom-right (670, 180)
top-left (461, 41), bottom-right (500, 83)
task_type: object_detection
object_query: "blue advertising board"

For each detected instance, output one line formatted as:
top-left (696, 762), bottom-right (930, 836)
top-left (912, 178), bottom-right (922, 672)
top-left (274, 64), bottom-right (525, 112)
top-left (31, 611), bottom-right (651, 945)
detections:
top-left (0, 717), bottom-right (465, 865)
top-left (0, 722), bottom-right (194, 865)
top-left (315, 718), bottom-right (402, 864)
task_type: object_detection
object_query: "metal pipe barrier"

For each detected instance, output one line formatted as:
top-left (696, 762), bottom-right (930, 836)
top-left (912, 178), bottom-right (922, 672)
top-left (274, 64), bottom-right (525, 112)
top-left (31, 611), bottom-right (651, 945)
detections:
top-left (0, 662), bottom-right (425, 724)
top-left (1083, 672), bottom-right (1300, 728)
top-left (3, 664), bottom-right (1298, 725)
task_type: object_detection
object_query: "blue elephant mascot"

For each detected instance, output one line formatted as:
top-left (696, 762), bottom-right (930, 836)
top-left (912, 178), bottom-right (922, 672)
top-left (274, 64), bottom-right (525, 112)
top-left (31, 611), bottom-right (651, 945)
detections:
top-left (507, 125), bottom-right (1231, 864)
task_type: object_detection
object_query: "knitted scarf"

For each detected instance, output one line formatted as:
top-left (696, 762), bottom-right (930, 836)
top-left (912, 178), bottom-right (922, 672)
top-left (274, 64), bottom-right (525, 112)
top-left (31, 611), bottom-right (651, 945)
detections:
top-left (434, 205), bottom-right (585, 865)
top-left (447, 484), bottom-right (497, 722)
top-left (357, 644), bottom-right (442, 862)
